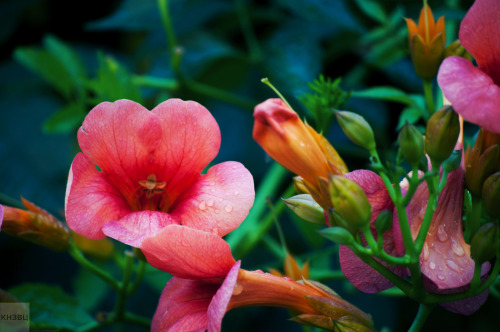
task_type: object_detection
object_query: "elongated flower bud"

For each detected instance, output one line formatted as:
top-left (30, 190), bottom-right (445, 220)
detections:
top-left (425, 105), bottom-right (459, 165)
top-left (398, 123), bottom-right (425, 166)
top-left (283, 194), bottom-right (325, 225)
top-left (482, 172), bottom-right (500, 218)
top-left (470, 223), bottom-right (498, 264)
top-left (334, 110), bottom-right (376, 151)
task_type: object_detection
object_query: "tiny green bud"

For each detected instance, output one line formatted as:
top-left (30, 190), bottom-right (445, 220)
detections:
top-left (293, 176), bottom-right (310, 195)
top-left (334, 110), bottom-right (376, 151)
top-left (374, 210), bottom-right (393, 237)
top-left (482, 172), bottom-right (500, 218)
top-left (398, 123), bottom-right (424, 166)
top-left (425, 105), bottom-right (459, 166)
top-left (283, 194), bottom-right (325, 225)
top-left (318, 226), bottom-right (354, 245)
top-left (329, 175), bottom-right (371, 228)
top-left (470, 223), bottom-right (498, 264)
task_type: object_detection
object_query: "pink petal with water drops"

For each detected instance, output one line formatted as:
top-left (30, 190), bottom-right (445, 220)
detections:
top-left (172, 161), bottom-right (255, 237)
top-left (142, 225), bottom-right (236, 279)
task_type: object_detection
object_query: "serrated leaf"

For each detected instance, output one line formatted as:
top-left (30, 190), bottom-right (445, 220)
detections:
top-left (8, 283), bottom-right (95, 329)
top-left (43, 102), bottom-right (86, 134)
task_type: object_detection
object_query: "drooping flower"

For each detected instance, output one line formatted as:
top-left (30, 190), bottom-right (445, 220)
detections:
top-left (149, 226), bottom-right (375, 332)
top-left (338, 164), bottom-right (491, 314)
top-left (1, 198), bottom-right (70, 251)
top-left (405, 2), bottom-right (446, 79)
top-left (438, 0), bottom-right (500, 133)
top-left (253, 98), bottom-right (347, 208)
top-left (65, 99), bottom-right (255, 251)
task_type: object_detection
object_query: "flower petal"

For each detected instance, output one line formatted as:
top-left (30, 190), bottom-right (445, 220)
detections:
top-left (438, 56), bottom-right (500, 133)
top-left (171, 161), bottom-right (255, 237)
top-left (459, 0), bottom-right (500, 83)
top-left (102, 211), bottom-right (179, 247)
top-left (65, 153), bottom-right (131, 240)
top-left (77, 100), bottom-right (162, 202)
top-left (0, 204), bottom-right (4, 229)
top-left (151, 277), bottom-right (221, 332)
top-left (207, 261), bottom-right (241, 332)
top-left (142, 225), bottom-right (236, 279)
top-left (151, 99), bottom-right (221, 202)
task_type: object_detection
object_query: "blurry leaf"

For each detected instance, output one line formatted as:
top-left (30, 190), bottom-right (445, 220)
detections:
top-left (288, 210), bottom-right (325, 249)
top-left (397, 107), bottom-right (423, 129)
top-left (73, 268), bottom-right (109, 312)
top-left (352, 0), bottom-right (387, 24)
top-left (277, 0), bottom-right (361, 31)
top-left (264, 21), bottom-right (322, 96)
top-left (43, 102), bottom-right (86, 134)
top-left (44, 35), bottom-right (87, 96)
top-left (351, 86), bottom-right (414, 105)
top-left (144, 264), bottom-right (171, 293)
top-left (87, 53), bottom-right (142, 103)
top-left (9, 283), bottom-right (95, 329)
top-left (14, 47), bottom-right (73, 98)
top-left (13, 36), bottom-right (86, 99)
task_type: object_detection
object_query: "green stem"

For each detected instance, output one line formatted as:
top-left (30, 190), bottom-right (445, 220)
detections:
top-left (234, 0), bottom-right (262, 62)
top-left (132, 75), bottom-right (179, 90)
top-left (408, 303), bottom-right (435, 332)
top-left (423, 79), bottom-right (435, 117)
top-left (114, 251), bottom-right (135, 320)
top-left (267, 197), bottom-right (288, 253)
top-left (128, 259), bottom-right (147, 296)
top-left (68, 241), bottom-right (120, 291)
top-left (158, 0), bottom-right (177, 53)
top-left (465, 195), bottom-right (482, 243)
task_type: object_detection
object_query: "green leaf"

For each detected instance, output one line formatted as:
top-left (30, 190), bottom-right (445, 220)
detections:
top-left (352, 86), bottom-right (415, 105)
top-left (353, 0), bottom-right (387, 24)
top-left (8, 283), bottom-right (95, 329)
top-left (318, 227), bottom-right (354, 245)
top-left (14, 47), bottom-right (74, 98)
top-left (43, 102), bottom-right (86, 134)
top-left (87, 53), bottom-right (142, 103)
top-left (397, 107), bottom-right (423, 129)
top-left (73, 268), bottom-right (110, 312)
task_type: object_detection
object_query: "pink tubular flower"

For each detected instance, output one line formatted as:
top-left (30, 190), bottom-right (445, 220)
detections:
top-left (438, 0), bottom-right (500, 133)
top-left (65, 99), bottom-right (255, 255)
top-left (339, 164), bottom-right (490, 314)
top-left (150, 226), bottom-right (375, 332)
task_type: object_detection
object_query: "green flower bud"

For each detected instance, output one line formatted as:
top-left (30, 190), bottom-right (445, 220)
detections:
top-left (470, 223), bottom-right (498, 264)
top-left (482, 172), bottom-right (500, 218)
top-left (334, 110), bottom-right (376, 151)
top-left (319, 226), bottom-right (354, 245)
top-left (425, 105), bottom-right (459, 166)
top-left (329, 175), bottom-right (371, 228)
top-left (283, 194), bottom-right (325, 225)
top-left (398, 123), bottom-right (424, 166)
top-left (466, 145), bottom-right (499, 196)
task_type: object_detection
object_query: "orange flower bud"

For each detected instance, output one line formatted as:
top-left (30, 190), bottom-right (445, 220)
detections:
top-left (269, 252), bottom-right (310, 281)
top-left (1, 198), bottom-right (70, 251)
top-left (405, 3), bottom-right (446, 79)
top-left (253, 99), bottom-right (347, 208)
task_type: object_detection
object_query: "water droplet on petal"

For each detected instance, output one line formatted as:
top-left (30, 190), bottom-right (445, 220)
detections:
top-left (437, 274), bottom-right (446, 281)
top-left (198, 200), bottom-right (206, 210)
top-left (429, 261), bottom-right (436, 270)
top-left (446, 260), bottom-right (459, 272)
top-left (422, 243), bottom-right (430, 261)
top-left (225, 205), bottom-right (233, 213)
top-left (232, 283), bottom-right (243, 295)
top-left (451, 239), bottom-right (465, 256)
top-left (437, 224), bottom-right (448, 242)
top-left (207, 199), bottom-right (214, 207)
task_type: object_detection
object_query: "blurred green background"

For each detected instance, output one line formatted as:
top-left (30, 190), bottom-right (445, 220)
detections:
top-left (1, 0), bottom-right (497, 331)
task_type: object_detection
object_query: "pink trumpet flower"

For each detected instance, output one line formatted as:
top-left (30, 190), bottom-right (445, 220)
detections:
top-left (438, 0), bottom-right (500, 133)
top-left (65, 99), bottom-right (255, 254)
top-left (339, 164), bottom-right (490, 314)
top-left (149, 226), bottom-right (375, 332)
